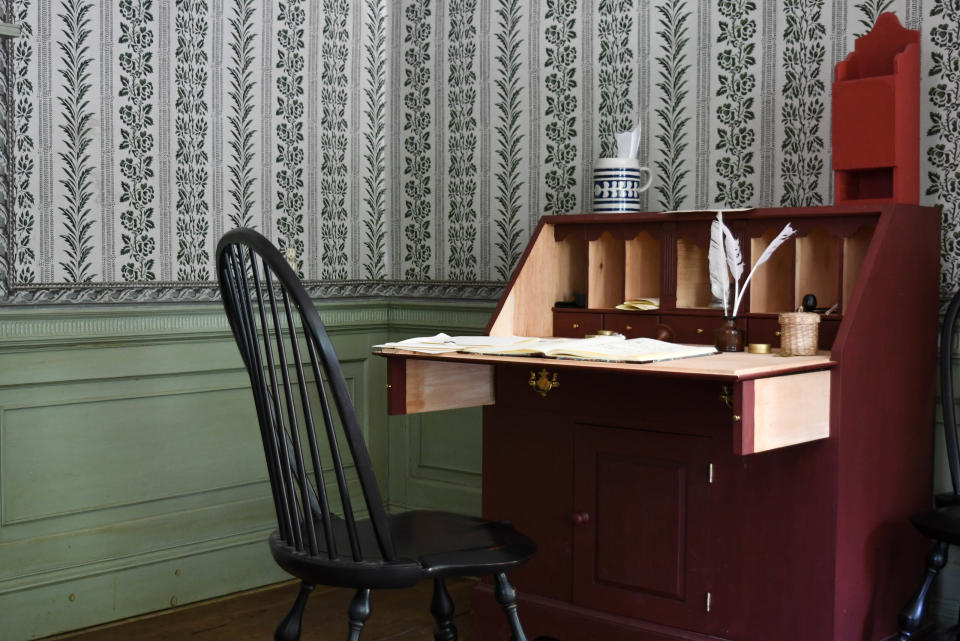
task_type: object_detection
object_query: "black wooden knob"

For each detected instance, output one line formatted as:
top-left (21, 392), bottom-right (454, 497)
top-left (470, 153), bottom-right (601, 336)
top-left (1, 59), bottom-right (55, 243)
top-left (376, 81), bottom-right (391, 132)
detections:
top-left (572, 511), bottom-right (590, 525)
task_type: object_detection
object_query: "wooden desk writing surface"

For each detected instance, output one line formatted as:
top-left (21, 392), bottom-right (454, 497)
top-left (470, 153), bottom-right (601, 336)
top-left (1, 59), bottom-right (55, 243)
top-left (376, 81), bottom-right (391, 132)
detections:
top-left (379, 205), bottom-right (940, 641)
top-left (379, 346), bottom-right (834, 381)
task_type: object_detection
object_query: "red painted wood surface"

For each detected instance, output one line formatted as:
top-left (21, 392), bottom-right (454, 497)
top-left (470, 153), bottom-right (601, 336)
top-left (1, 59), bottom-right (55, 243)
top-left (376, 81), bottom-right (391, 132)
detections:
top-left (467, 204), bottom-right (940, 641)
top-left (828, 203), bottom-right (939, 640)
top-left (833, 12), bottom-right (920, 204)
top-left (386, 358), bottom-right (407, 415)
top-left (472, 582), bottom-right (730, 641)
top-left (479, 362), bottom-right (838, 641)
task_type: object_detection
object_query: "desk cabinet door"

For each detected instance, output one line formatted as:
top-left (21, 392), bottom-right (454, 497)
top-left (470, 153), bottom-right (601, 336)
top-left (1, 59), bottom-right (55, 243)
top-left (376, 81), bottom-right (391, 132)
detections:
top-left (573, 424), bottom-right (718, 634)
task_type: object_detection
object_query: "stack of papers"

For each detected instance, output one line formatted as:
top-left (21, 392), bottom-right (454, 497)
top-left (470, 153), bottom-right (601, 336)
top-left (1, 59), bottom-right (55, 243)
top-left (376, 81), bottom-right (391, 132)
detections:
top-left (615, 297), bottom-right (660, 311)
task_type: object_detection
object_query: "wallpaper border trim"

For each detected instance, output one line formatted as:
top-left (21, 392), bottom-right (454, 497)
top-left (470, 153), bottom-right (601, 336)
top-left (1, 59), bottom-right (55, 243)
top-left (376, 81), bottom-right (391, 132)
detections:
top-left (0, 277), bottom-right (504, 305)
top-left (0, 298), bottom-right (496, 347)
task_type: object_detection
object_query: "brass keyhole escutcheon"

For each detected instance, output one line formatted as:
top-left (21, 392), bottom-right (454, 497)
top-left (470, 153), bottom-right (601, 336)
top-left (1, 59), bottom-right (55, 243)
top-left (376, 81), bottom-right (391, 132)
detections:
top-left (529, 369), bottom-right (560, 397)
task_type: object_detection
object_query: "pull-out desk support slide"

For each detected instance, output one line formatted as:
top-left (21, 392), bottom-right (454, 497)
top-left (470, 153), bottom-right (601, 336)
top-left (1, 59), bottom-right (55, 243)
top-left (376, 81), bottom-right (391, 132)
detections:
top-left (382, 349), bottom-right (833, 456)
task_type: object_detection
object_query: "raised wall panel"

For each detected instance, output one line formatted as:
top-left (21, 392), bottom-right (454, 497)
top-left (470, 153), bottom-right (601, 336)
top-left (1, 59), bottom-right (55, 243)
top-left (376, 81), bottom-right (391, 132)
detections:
top-left (389, 407), bottom-right (483, 515)
top-left (1, 387), bottom-right (262, 524)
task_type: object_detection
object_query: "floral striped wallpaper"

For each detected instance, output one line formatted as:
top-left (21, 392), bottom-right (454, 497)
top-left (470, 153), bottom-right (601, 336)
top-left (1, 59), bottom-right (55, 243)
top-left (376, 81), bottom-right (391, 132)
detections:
top-left (1, 0), bottom-right (958, 303)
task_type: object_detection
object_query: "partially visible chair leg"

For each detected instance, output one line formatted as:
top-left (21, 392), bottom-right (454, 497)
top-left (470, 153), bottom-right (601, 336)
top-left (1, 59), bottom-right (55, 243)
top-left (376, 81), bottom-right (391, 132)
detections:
top-left (896, 540), bottom-right (949, 640)
top-left (431, 577), bottom-right (458, 641)
top-left (494, 573), bottom-right (528, 641)
top-left (275, 582), bottom-right (314, 641)
top-left (346, 588), bottom-right (372, 641)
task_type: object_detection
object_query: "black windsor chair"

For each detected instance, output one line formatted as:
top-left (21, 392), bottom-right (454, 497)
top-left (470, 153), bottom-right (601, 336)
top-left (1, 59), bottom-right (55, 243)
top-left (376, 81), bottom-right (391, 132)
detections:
top-left (897, 287), bottom-right (960, 640)
top-left (216, 229), bottom-right (536, 641)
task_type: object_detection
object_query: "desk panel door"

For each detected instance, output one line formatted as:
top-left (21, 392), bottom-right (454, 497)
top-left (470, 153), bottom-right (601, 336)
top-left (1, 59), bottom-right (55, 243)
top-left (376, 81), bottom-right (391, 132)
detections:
top-left (573, 424), bottom-right (718, 634)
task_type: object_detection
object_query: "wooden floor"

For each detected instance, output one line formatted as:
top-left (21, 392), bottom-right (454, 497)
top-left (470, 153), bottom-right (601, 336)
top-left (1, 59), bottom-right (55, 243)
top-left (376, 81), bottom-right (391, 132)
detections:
top-left (45, 577), bottom-right (477, 641)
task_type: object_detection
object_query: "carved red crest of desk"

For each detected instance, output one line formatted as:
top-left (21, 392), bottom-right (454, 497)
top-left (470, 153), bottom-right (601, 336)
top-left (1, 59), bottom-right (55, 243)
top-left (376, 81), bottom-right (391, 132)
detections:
top-left (380, 205), bottom-right (939, 641)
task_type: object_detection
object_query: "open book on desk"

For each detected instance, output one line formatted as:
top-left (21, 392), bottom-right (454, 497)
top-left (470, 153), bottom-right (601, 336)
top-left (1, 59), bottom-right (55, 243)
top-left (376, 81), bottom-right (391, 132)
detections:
top-left (376, 334), bottom-right (717, 363)
top-left (374, 333), bottom-right (538, 354)
top-left (462, 336), bottom-right (717, 362)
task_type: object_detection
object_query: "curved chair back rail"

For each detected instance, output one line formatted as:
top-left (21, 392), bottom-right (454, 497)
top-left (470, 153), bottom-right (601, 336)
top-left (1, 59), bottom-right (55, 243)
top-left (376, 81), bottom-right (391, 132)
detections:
top-left (216, 229), bottom-right (395, 566)
top-left (216, 229), bottom-right (534, 641)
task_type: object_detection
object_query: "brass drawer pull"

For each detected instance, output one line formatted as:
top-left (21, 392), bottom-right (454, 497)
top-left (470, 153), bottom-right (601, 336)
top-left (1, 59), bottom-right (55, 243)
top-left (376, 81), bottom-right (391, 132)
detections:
top-left (529, 369), bottom-right (559, 397)
top-left (625, 325), bottom-right (632, 331)
top-left (720, 385), bottom-right (733, 409)
top-left (697, 328), bottom-right (704, 334)
top-left (775, 330), bottom-right (782, 337)
top-left (572, 323), bottom-right (580, 329)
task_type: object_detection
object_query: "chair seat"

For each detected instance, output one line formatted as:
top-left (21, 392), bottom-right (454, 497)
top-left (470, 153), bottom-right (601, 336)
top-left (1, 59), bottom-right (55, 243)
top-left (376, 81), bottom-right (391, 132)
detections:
top-left (911, 506), bottom-right (960, 545)
top-left (269, 510), bottom-right (536, 589)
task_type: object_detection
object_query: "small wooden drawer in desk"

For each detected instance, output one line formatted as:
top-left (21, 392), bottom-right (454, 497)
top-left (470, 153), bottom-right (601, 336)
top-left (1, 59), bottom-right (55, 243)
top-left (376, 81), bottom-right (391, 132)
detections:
top-left (660, 314), bottom-right (714, 343)
top-left (602, 311), bottom-right (659, 338)
top-left (553, 310), bottom-right (602, 337)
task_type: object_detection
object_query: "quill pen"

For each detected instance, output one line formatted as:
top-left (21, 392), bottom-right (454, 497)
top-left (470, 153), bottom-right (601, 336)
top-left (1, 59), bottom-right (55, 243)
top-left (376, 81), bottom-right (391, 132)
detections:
top-left (708, 213), bottom-right (729, 315)
top-left (722, 224), bottom-right (743, 313)
top-left (732, 223), bottom-right (796, 316)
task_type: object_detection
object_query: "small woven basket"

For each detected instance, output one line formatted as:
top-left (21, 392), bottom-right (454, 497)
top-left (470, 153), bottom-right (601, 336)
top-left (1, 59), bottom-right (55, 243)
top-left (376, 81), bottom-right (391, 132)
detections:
top-left (778, 312), bottom-right (820, 355)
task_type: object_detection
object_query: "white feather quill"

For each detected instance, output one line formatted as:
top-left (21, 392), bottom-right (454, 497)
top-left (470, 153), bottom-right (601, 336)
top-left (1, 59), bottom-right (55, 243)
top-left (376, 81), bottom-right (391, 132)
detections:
top-left (721, 223), bottom-right (743, 312)
top-left (732, 223), bottom-right (797, 316)
top-left (708, 213), bottom-right (729, 315)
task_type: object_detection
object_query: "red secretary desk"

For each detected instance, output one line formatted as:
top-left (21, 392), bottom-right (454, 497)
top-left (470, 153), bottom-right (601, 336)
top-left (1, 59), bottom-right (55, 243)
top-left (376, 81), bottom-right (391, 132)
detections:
top-left (379, 204), bottom-right (940, 641)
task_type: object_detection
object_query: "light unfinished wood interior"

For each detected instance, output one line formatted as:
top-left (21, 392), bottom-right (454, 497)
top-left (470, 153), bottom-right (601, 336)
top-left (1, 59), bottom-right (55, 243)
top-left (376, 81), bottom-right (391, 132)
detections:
top-left (746, 370), bottom-right (831, 454)
top-left (749, 229), bottom-right (796, 313)
top-left (842, 225), bottom-right (874, 311)
top-left (588, 232), bottom-right (626, 308)
top-left (624, 231), bottom-right (661, 302)
top-left (404, 359), bottom-right (495, 413)
top-left (795, 228), bottom-right (841, 311)
top-left (676, 237), bottom-right (713, 308)
top-left (488, 225), bottom-right (586, 337)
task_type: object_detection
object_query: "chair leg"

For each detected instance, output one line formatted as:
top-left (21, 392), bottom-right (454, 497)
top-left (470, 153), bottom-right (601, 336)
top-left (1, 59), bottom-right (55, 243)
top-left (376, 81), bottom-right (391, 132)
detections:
top-left (431, 577), bottom-right (459, 641)
top-left (896, 540), bottom-right (949, 640)
top-left (494, 573), bottom-right (528, 641)
top-left (275, 582), bottom-right (314, 641)
top-left (346, 588), bottom-right (372, 641)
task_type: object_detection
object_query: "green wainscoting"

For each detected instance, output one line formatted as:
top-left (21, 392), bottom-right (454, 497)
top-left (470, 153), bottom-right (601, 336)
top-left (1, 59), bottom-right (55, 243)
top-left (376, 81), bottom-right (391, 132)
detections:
top-left (0, 299), bottom-right (493, 640)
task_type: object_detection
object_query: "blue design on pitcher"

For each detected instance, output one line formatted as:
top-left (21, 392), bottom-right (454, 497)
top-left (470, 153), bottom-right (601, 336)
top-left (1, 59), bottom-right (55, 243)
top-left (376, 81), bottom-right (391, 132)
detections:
top-left (593, 168), bottom-right (645, 212)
